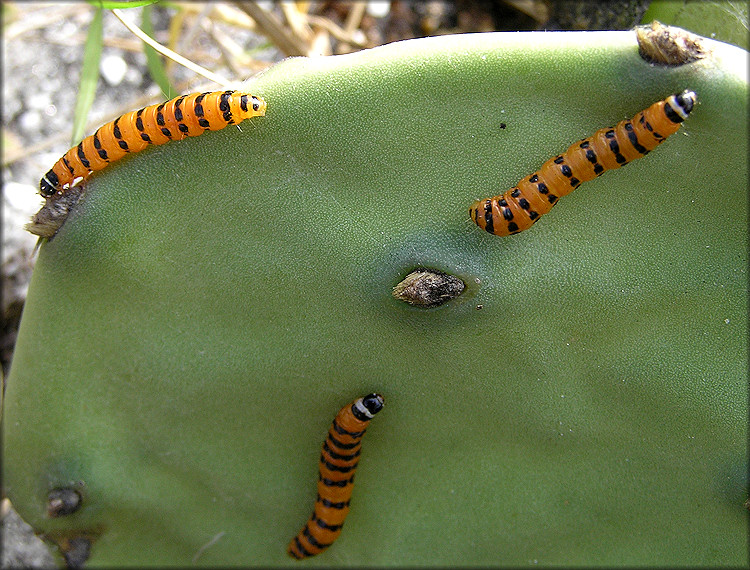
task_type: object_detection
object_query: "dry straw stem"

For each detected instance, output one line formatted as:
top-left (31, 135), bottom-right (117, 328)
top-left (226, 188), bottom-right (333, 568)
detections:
top-left (235, 1), bottom-right (309, 56)
top-left (235, 1), bottom-right (371, 57)
top-left (112, 8), bottom-right (232, 87)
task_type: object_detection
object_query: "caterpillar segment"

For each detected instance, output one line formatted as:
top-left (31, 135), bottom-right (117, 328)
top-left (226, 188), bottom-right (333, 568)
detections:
top-left (469, 90), bottom-right (696, 236)
top-left (39, 90), bottom-right (267, 198)
top-left (287, 394), bottom-right (384, 559)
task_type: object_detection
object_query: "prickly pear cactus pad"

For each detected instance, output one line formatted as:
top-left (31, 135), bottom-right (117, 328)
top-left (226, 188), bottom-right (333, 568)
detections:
top-left (3, 31), bottom-right (748, 566)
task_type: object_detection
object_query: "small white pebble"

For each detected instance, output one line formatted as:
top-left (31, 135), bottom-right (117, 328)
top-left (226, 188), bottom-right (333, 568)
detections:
top-left (18, 111), bottom-right (42, 131)
top-left (3, 182), bottom-right (41, 214)
top-left (367, 0), bottom-right (390, 18)
top-left (27, 93), bottom-right (51, 110)
top-left (100, 54), bottom-right (128, 86)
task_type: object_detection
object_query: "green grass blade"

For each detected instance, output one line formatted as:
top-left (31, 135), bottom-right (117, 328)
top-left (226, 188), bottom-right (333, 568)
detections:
top-left (140, 3), bottom-right (175, 97)
top-left (70, 7), bottom-right (103, 145)
top-left (87, 0), bottom-right (162, 9)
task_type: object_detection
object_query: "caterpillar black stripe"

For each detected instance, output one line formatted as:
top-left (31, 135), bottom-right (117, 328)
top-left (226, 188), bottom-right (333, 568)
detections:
top-left (38, 90), bottom-right (266, 198)
top-left (287, 394), bottom-right (384, 559)
top-left (469, 90), bottom-right (696, 236)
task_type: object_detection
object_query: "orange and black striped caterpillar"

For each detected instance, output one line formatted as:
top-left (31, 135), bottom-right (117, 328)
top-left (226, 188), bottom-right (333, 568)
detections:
top-left (39, 90), bottom-right (267, 198)
top-left (288, 393), bottom-right (384, 559)
top-left (469, 90), bottom-right (696, 236)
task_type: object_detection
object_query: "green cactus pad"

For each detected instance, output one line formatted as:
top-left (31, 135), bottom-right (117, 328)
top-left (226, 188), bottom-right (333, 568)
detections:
top-left (4, 31), bottom-right (748, 566)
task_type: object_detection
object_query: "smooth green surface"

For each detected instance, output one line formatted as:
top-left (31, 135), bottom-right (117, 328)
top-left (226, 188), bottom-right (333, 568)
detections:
top-left (4, 32), bottom-right (748, 566)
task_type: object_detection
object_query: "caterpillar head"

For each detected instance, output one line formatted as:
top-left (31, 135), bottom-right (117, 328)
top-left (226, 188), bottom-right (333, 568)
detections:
top-left (251, 95), bottom-right (267, 116)
top-left (670, 90), bottom-right (697, 121)
top-left (353, 394), bottom-right (384, 420)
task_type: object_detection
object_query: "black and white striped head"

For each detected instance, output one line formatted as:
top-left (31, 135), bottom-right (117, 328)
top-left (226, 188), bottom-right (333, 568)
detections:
top-left (40, 170), bottom-right (59, 197)
top-left (351, 393), bottom-right (384, 421)
top-left (665, 90), bottom-right (696, 123)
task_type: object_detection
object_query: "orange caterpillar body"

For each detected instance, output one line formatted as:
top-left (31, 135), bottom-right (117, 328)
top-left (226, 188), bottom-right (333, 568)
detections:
top-left (469, 90), bottom-right (696, 236)
top-left (287, 394), bottom-right (384, 559)
top-left (39, 90), bottom-right (266, 197)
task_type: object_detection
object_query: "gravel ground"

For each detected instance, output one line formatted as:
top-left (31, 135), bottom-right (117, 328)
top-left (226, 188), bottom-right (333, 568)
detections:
top-left (1, 499), bottom-right (56, 568)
